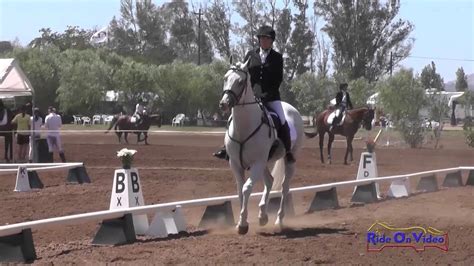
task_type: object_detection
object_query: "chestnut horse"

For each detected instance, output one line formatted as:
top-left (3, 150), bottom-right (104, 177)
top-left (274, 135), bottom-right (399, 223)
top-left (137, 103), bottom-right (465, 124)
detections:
top-left (305, 107), bottom-right (374, 164)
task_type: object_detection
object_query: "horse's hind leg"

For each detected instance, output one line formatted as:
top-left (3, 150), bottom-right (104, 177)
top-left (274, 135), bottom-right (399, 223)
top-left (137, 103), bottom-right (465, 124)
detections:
top-left (319, 132), bottom-right (325, 164)
top-left (124, 133), bottom-right (129, 144)
top-left (144, 133), bottom-right (149, 145)
top-left (258, 167), bottom-right (273, 226)
top-left (275, 161), bottom-right (295, 229)
top-left (345, 136), bottom-right (354, 164)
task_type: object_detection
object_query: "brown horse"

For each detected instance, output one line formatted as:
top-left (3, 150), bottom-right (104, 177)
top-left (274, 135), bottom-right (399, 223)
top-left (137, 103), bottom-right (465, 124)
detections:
top-left (305, 107), bottom-right (374, 165)
top-left (105, 114), bottom-right (161, 145)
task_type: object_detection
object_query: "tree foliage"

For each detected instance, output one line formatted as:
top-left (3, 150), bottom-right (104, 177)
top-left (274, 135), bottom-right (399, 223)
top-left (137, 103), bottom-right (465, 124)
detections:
top-left (378, 68), bottom-right (426, 148)
top-left (455, 67), bottom-right (468, 91)
top-left (420, 61), bottom-right (444, 90)
top-left (290, 73), bottom-right (336, 115)
top-left (315, 0), bottom-right (413, 82)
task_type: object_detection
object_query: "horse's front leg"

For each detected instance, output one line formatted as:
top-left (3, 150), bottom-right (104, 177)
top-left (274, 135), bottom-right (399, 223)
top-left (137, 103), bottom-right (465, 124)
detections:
top-left (344, 136), bottom-right (354, 165)
top-left (327, 133), bottom-right (335, 164)
top-left (348, 136), bottom-right (354, 162)
top-left (238, 162), bottom-right (264, 235)
top-left (230, 159), bottom-right (245, 209)
top-left (258, 167), bottom-right (273, 226)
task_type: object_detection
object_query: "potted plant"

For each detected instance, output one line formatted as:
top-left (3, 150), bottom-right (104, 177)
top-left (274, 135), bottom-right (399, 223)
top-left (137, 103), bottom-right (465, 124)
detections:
top-left (116, 148), bottom-right (137, 169)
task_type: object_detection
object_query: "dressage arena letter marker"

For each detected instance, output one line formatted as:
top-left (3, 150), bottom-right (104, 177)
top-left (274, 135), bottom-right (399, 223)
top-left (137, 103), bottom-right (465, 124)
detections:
top-left (355, 152), bottom-right (381, 199)
top-left (110, 168), bottom-right (149, 234)
top-left (14, 166), bottom-right (31, 192)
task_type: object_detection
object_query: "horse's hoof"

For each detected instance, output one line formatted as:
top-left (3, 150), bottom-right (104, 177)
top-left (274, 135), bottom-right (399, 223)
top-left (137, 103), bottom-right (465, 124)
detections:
top-left (237, 225), bottom-right (249, 235)
top-left (274, 218), bottom-right (284, 229)
top-left (258, 214), bottom-right (269, 226)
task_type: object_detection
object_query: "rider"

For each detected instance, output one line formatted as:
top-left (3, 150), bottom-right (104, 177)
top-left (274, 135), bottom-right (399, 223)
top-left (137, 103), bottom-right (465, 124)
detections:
top-left (134, 99), bottom-right (146, 124)
top-left (330, 83), bottom-right (353, 131)
top-left (213, 25), bottom-right (296, 163)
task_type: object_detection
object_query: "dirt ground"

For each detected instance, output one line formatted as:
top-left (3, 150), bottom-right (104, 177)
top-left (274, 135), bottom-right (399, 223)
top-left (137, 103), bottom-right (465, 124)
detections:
top-left (0, 129), bottom-right (474, 264)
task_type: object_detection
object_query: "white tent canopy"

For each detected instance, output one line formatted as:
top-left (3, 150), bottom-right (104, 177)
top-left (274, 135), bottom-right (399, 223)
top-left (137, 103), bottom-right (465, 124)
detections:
top-left (0, 58), bottom-right (34, 98)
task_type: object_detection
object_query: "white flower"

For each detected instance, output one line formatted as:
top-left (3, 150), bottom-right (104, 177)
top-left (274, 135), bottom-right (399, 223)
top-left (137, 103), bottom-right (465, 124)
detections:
top-left (116, 148), bottom-right (137, 158)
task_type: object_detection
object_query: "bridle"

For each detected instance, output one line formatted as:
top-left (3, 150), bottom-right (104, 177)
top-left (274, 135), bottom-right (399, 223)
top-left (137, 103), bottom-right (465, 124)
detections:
top-left (221, 67), bottom-right (258, 108)
top-left (222, 66), bottom-right (272, 170)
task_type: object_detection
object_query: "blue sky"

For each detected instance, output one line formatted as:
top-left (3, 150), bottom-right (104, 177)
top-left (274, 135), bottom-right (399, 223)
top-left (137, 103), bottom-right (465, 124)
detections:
top-left (1, 0), bottom-right (473, 81)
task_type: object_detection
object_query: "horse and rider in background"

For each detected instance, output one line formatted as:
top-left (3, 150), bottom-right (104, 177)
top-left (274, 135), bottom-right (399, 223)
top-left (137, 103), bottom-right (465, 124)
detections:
top-left (105, 104), bottom-right (161, 145)
top-left (305, 83), bottom-right (375, 165)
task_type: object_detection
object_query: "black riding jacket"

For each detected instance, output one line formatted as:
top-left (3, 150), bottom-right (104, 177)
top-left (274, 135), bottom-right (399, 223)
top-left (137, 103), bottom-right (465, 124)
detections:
top-left (244, 48), bottom-right (283, 103)
top-left (335, 91), bottom-right (353, 109)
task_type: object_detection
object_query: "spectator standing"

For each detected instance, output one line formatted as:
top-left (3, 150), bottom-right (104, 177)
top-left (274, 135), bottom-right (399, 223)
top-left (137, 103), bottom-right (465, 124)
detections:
top-left (45, 107), bottom-right (66, 162)
top-left (12, 105), bottom-right (31, 162)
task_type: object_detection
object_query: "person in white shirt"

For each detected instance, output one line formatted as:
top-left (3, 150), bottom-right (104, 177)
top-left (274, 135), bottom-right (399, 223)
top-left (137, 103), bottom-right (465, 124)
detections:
top-left (28, 108), bottom-right (43, 163)
top-left (133, 99), bottom-right (146, 124)
top-left (44, 106), bottom-right (66, 162)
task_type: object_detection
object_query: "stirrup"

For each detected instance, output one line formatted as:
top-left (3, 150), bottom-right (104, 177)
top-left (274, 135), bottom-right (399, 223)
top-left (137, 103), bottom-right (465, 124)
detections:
top-left (286, 152), bottom-right (296, 163)
top-left (213, 149), bottom-right (228, 160)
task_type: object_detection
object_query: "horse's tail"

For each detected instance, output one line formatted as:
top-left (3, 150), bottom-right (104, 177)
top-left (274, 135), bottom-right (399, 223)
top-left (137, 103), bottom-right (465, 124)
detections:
top-left (105, 116), bottom-right (118, 134)
top-left (304, 131), bottom-right (318, 138)
top-left (270, 157), bottom-right (286, 191)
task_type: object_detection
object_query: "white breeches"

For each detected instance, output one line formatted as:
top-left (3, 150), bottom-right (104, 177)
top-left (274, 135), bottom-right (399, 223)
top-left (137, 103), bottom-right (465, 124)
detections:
top-left (46, 135), bottom-right (63, 153)
top-left (266, 101), bottom-right (287, 125)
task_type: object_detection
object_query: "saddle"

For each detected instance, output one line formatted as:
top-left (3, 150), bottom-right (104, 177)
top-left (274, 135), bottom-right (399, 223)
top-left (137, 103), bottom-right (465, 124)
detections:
top-left (327, 109), bottom-right (346, 127)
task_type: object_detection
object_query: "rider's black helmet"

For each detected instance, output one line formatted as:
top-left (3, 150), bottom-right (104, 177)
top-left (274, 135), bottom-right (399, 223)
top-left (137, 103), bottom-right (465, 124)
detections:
top-left (339, 83), bottom-right (348, 90)
top-left (256, 25), bottom-right (275, 41)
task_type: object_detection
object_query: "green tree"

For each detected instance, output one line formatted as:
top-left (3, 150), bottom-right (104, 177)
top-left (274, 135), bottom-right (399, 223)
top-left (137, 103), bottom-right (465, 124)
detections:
top-left (315, 0), bottom-right (414, 81)
top-left (114, 58), bottom-right (159, 113)
top-left (29, 26), bottom-right (93, 51)
top-left (56, 49), bottom-right (110, 114)
top-left (378, 68), bottom-right (426, 148)
top-left (203, 0), bottom-right (232, 58)
top-left (349, 78), bottom-right (375, 108)
top-left (420, 61), bottom-right (445, 90)
top-left (109, 0), bottom-right (174, 64)
top-left (290, 73), bottom-right (336, 115)
top-left (455, 67), bottom-right (468, 91)
top-left (5, 47), bottom-right (61, 112)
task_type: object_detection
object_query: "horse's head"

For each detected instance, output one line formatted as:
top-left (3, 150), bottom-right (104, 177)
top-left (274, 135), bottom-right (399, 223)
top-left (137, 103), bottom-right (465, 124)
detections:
top-left (362, 107), bottom-right (375, 130)
top-left (219, 58), bottom-right (252, 113)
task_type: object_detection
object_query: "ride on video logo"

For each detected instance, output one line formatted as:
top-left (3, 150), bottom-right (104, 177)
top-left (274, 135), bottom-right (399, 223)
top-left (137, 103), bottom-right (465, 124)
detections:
top-left (366, 222), bottom-right (449, 252)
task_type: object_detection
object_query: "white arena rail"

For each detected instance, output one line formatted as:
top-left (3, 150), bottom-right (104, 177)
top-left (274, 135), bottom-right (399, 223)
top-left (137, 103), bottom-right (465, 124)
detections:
top-left (1, 165), bottom-right (473, 238)
top-left (0, 163), bottom-right (83, 174)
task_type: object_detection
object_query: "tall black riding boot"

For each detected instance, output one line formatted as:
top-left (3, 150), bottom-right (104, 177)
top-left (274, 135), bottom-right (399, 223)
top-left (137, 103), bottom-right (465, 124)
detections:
top-left (213, 145), bottom-right (229, 160)
top-left (59, 152), bottom-right (66, 163)
top-left (279, 122), bottom-right (295, 163)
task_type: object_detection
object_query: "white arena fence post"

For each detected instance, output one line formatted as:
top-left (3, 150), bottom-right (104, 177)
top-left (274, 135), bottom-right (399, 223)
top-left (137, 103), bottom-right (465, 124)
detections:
top-left (0, 166), bottom-right (473, 263)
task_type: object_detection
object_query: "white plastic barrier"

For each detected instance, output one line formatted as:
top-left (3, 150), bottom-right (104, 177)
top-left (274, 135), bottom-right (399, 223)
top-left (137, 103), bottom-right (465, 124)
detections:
top-left (1, 165), bottom-right (473, 238)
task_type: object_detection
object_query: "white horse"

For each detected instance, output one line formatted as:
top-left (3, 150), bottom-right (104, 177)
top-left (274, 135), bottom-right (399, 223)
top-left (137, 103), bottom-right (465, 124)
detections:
top-left (219, 59), bottom-right (303, 234)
